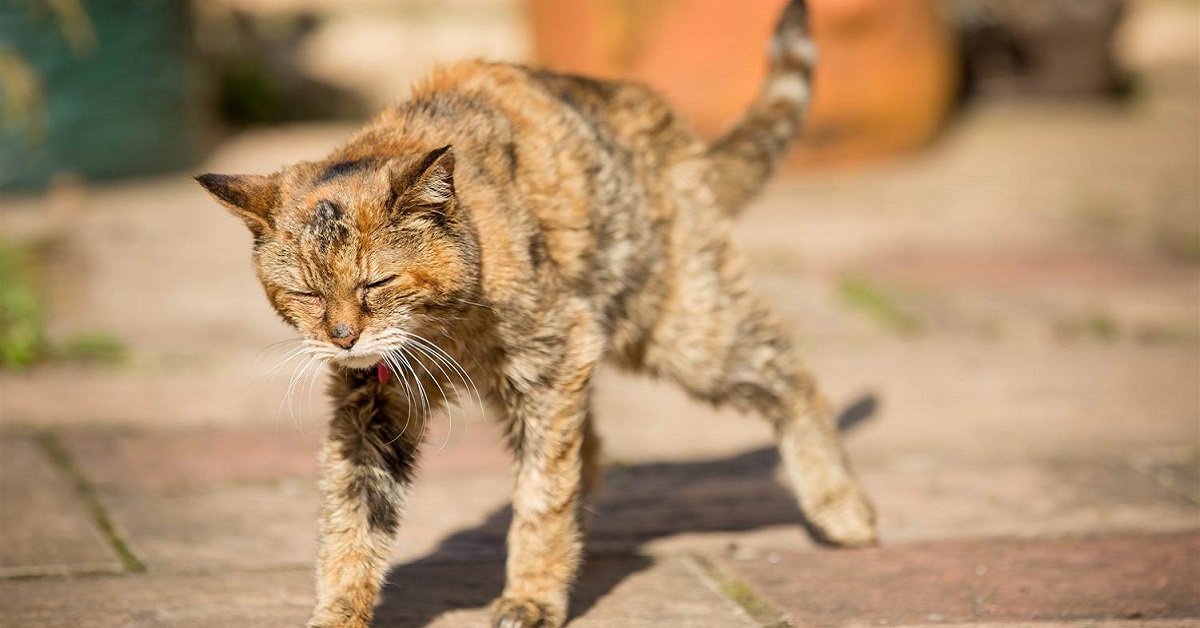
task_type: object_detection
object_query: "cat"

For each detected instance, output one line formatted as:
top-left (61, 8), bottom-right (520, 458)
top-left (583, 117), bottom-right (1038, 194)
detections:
top-left (197, 2), bottom-right (876, 626)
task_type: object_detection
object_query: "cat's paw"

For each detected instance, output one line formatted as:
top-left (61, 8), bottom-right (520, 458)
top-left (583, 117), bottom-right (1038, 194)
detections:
top-left (491, 596), bottom-right (565, 628)
top-left (807, 485), bottom-right (878, 548)
top-left (306, 610), bottom-right (368, 628)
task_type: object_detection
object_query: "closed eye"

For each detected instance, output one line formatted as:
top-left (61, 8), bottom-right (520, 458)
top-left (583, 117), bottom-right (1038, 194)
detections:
top-left (365, 275), bottom-right (397, 290)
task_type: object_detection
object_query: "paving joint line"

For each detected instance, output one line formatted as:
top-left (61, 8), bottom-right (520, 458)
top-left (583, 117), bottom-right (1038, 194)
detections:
top-left (688, 553), bottom-right (794, 628)
top-left (33, 430), bottom-right (147, 574)
top-left (0, 564), bottom-right (124, 581)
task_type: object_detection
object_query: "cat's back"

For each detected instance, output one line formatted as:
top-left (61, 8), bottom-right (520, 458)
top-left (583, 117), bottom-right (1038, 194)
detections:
top-left (395, 61), bottom-right (701, 285)
top-left (413, 60), bottom-right (691, 147)
top-left (404, 60), bottom-right (700, 194)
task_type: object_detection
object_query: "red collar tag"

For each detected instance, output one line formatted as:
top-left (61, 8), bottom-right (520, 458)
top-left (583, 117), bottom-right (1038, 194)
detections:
top-left (376, 362), bottom-right (392, 384)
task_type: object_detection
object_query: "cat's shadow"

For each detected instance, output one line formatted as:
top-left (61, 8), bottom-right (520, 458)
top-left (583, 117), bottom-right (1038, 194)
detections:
top-left (373, 395), bottom-right (878, 627)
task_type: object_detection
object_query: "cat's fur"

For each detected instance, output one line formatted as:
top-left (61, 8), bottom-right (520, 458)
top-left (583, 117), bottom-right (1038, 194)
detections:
top-left (197, 2), bottom-right (875, 627)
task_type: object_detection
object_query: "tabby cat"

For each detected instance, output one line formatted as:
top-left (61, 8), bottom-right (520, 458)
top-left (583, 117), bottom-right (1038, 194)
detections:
top-left (197, 2), bottom-right (876, 626)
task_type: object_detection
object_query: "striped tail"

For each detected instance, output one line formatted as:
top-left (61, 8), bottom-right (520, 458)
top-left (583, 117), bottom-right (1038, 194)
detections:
top-left (707, 0), bottom-right (816, 215)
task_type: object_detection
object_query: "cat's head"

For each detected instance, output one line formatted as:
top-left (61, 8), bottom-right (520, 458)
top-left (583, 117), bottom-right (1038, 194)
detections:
top-left (197, 146), bottom-right (479, 370)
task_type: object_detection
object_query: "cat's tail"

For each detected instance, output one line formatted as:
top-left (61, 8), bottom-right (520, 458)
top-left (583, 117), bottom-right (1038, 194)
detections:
top-left (707, 0), bottom-right (815, 216)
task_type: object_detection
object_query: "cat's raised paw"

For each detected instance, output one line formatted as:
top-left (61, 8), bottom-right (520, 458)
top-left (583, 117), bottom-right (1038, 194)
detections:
top-left (806, 485), bottom-right (878, 548)
top-left (305, 611), bottom-right (368, 628)
top-left (492, 597), bottom-right (563, 628)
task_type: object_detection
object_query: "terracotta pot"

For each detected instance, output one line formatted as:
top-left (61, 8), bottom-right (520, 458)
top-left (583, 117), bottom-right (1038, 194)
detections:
top-left (526, 0), bottom-right (959, 168)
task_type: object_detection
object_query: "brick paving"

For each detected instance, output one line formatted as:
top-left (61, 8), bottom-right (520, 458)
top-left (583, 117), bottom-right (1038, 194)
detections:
top-left (2, 1), bottom-right (1198, 626)
top-left (713, 533), bottom-right (1200, 627)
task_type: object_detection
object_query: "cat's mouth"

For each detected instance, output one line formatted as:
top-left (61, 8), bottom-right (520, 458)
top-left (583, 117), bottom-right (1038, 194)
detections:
top-left (334, 352), bottom-right (383, 370)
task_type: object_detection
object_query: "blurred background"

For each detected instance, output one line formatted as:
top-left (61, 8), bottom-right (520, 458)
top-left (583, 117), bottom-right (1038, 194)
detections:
top-left (0, 1), bottom-right (1197, 625)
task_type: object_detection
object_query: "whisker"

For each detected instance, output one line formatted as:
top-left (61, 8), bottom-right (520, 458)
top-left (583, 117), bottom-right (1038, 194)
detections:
top-left (382, 352), bottom-right (417, 446)
top-left (454, 296), bottom-right (495, 311)
top-left (303, 356), bottom-right (330, 430)
top-left (399, 347), bottom-right (432, 447)
top-left (278, 352), bottom-right (317, 434)
top-left (404, 341), bottom-right (459, 453)
top-left (248, 338), bottom-right (304, 375)
top-left (397, 344), bottom-right (437, 448)
top-left (290, 354), bottom-right (325, 433)
top-left (403, 331), bottom-right (486, 424)
top-left (260, 343), bottom-right (311, 381)
top-left (408, 344), bottom-right (456, 452)
top-left (391, 348), bottom-right (429, 441)
top-left (435, 328), bottom-right (489, 402)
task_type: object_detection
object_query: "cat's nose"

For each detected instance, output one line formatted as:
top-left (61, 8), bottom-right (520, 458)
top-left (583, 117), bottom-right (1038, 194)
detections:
top-left (329, 323), bottom-right (360, 349)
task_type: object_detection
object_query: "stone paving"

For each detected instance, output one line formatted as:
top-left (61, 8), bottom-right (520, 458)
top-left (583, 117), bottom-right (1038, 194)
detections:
top-left (2, 2), bottom-right (1199, 626)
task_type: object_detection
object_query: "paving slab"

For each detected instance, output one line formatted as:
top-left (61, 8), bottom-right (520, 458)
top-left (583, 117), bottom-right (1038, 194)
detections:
top-left (57, 422), bottom-right (512, 571)
top-left (863, 456), bottom-right (1200, 543)
top-left (98, 481), bottom-right (320, 571)
top-left (0, 436), bottom-right (122, 577)
top-left (837, 342), bottom-right (1198, 464)
top-left (567, 556), bottom-right (758, 628)
top-left (0, 369), bottom-right (328, 428)
top-left (712, 532), bottom-right (1200, 628)
top-left (376, 555), bottom-right (756, 628)
top-left (60, 427), bottom-right (323, 490)
top-left (96, 473), bottom-right (519, 571)
top-left (0, 556), bottom-right (753, 628)
top-left (0, 569), bottom-right (312, 628)
top-left (56, 410), bottom-right (505, 485)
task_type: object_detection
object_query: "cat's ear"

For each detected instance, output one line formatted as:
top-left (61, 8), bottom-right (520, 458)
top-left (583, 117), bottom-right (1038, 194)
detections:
top-left (195, 173), bottom-right (281, 237)
top-left (387, 145), bottom-right (456, 210)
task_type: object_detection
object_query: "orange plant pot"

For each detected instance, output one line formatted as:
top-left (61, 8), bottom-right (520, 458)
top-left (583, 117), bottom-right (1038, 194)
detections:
top-left (526, 0), bottom-right (959, 168)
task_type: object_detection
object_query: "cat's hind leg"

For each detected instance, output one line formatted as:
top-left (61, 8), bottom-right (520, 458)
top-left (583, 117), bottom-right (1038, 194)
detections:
top-left (642, 234), bottom-right (877, 547)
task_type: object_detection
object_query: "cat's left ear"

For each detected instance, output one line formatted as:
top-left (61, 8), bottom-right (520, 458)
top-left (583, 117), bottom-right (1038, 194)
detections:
top-left (195, 173), bottom-right (282, 238)
top-left (387, 145), bottom-right (456, 210)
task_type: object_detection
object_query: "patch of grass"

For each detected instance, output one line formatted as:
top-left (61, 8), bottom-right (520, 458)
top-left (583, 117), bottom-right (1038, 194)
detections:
top-left (1082, 312), bottom-right (1119, 341)
top-left (0, 241), bottom-right (127, 369)
top-left (0, 243), bottom-right (47, 368)
top-left (838, 275), bottom-right (922, 335)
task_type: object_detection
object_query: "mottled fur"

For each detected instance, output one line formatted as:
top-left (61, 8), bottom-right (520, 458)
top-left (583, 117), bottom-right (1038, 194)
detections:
top-left (197, 3), bottom-right (875, 627)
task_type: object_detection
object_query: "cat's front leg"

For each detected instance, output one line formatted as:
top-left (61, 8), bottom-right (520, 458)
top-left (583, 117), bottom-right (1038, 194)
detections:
top-left (493, 335), bottom-right (600, 628)
top-left (308, 371), bottom-right (422, 628)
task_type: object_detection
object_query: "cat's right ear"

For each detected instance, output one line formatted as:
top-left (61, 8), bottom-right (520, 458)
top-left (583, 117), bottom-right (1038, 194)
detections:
top-left (195, 173), bottom-right (281, 238)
